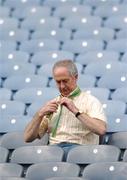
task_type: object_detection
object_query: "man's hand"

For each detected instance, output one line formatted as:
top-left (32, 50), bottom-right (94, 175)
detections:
top-left (39, 99), bottom-right (59, 117)
top-left (60, 97), bottom-right (79, 115)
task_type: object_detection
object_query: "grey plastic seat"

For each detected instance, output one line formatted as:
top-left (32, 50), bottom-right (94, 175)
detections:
top-left (20, 39), bottom-right (60, 54)
top-left (43, 0), bottom-right (81, 8)
top-left (108, 132), bottom-right (127, 149)
top-left (106, 38), bottom-right (127, 53)
top-left (94, 4), bottom-right (127, 18)
top-left (67, 145), bottom-right (120, 165)
top-left (45, 178), bottom-right (85, 180)
top-left (82, 0), bottom-right (121, 7)
top-left (0, 88), bottom-right (12, 100)
top-left (21, 17), bottom-right (60, 31)
top-left (3, 75), bottom-right (49, 90)
top-left (0, 28), bottom-right (29, 42)
top-left (82, 162), bottom-right (127, 180)
top-left (62, 39), bottom-right (104, 54)
top-left (111, 87), bottom-right (127, 103)
top-left (84, 61), bottom-right (127, 78)
top-left (0, 115), bottom-right (31, 133)
top-left (0, 17), bottom-right (18, 29)
top-left (0, 7), bottom-right (10, 17)
top-left (0, 51), bottom-right (29, 64)
top-left (0, 177), bottom-right (28, 180)
top-left (97, 72), bottom-right (127, 90)
top-left (104, 15), bottom-right (127, 30)
top-left (62, 16), bottom-right (102, 31)
top-left (13, 87), bottom-right (59, 104)
top-left (4, 0), bottom-right (40, 9)
top-left (0, 100), bottom-right (25, 116)
top-left (0, 40), bottom-right (16, 53)
top-left (13, 6), bottom-right (51, 19)
top-left (74, 27), bottom-right (114, 42)
top-left (122, 52), bottom-right (127, 63)
top-left (31, 51), bottom-right (73, 66)
top-left (0, 132), bottom-right (49, 150)
top-left (0, 163), bottom-right (23, 177)
top-left (0, 62), bottom-right (36, 78)
top-left (82, 87), bottom-right (110, 101)
top-left (32, 28), bottom-right (71, 43)
top-left (102, 100), bottom-right (126, 117)
top-left (76, 50), bottom-right (119, 66)
top-left (11, 146), bottom-right (64, 164)
top-left (116, 29), bottom-right (127, 39)
top-left (106, 115), bottom-right (127, 133)
top-left (26, 162), bottom-right (80, 180)
top-left (0, 147), bottom-right (9, 163)
top-left (54, 4), bottom-right (91, 18)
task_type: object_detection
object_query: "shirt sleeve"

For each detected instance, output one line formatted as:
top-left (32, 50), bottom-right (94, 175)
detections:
top-left (87, 95), bottom-right (107, 122)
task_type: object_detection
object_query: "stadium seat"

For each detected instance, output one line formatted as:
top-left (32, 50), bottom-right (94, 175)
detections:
top-left (62, 39), bottom-right (104, 54)
top-left (0, 100), bottom-right (25, 116)
top-left (101, 100), bottom-right (126, 117)
top-left (0, 40), bottom-right (17, 53)
top-left (107, 132), bottom-right (127, 149)
top-left (94, 4), bottom-right (127, 18)
top-left (73, 27), bottom-right (114, 42)
top-left (11, 146), bottom-right (64, 164)
top-left (0, 17), bottom-right (19, 29)
top-left (0, 132), bottom-right (49, 150)
top-left (106, 115), bottom-right (127, 133)
top-left (0, 88), bottom-right (12, 100)
top-left (43, 0), bottom-right (81, 8)
top-left (20, 39), bottom-right (60, 54)
top-left (116, 29), bottom-right (127, 39)
top-left (13, 6), bottom-right (51, 19)
top-left (0, 62), bottom-right (36, 78)
top-left (0, 115), bottom-right (31, 133)
top-left (106, 38), bottom-right (127, 53)
top-left (84, 61), bottom-right (127, 78)
top-left (0, 146), bottom-right (9, 163)
top-left (4, 0), bottom-right (40, 9)
top-left (45, 178), bottom-right (85, 180)
top-left (76, 50), bottom-right (119, 66)
top-left (111, 87), bottom-right (127, 103)
top-left (62, 16), bottom-right (102, 31)
top-left (104, 15), bottom-right (127, 30)
top-left (3, 75), bottom-right (49, 90)
top-left (97, 72), bottom-right (127, 90)
top-left (82, 162), bottom-right (127, 180)
top-left (21, 17), bottom-right (60, 31)
top-left (0, 163), bottom-right (23, 177)
top-left (32, 28), bottom-right (71, 43)
top-left (13, 87), bottom-right (59, 104)
top-left (54, 4), bottom-right (91, 18)
top-left (0, 51), bottom-right (29, 64)
top-left (82, 0), bottom-right (121, 7)
top-left (31, 51), bottom-right (74, 66)
top-left (0, 28), bottom-right (29, 42)
top-left (67, 145), bottom-right (120, 165)
top-left (26, 162), bottom-right (80, 180)
top-left (0, 6), bottom-right (10, 17)
top-left (81, 87), bottom-right (110, 101)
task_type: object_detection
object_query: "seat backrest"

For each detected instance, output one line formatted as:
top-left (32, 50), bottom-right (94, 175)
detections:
top-left (67, 145), bottom-right (120, 165)
top-left (0, 146), bottom-right (9, 163)
top-left (82, 162), bottom-right (127, 180)
top-left (26, 162), bottom-right (80, 180)
top-left (11, 145), bottom-right (64, 164)
top-left (0, 132), bottom-right (49, 150)
top-left (0, 163), bottom-right (23, 177)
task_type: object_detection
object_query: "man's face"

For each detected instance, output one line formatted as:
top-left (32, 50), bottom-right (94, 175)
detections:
top-left (53, 67), bottom-right (78, 97)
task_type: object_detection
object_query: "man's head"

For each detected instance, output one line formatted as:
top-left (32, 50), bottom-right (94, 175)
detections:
top-left (52, 60), bottom-right (78, 97)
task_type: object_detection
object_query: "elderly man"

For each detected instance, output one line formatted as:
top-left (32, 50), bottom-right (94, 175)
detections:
top-left (24, 59), bottom-right (107, 159)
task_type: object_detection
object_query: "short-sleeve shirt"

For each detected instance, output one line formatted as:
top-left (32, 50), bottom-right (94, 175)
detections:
top-left (47, 91), bottom-right (107, 145)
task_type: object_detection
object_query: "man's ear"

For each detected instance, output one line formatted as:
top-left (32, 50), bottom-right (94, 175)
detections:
top-left (75, 74), bottom-right (78, 80)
